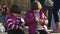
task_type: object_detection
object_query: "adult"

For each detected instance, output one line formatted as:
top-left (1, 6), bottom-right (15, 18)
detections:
top-left (44, 0), bottom-right (54, 29)
top-left (52, 0), bottom-right (60, 32)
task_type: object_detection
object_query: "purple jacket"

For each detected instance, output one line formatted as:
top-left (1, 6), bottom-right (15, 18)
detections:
top-left (5, 13), bottom-right (22, 30)
top-left (24, 9), bottom-right (48, 34)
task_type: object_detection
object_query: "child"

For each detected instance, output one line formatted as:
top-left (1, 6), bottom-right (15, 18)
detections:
top-left (24, 1), bottom-right (49, 34)
top-left (4, 5), bottom-right (25, 34)
top-left (2, 4), bottom-right (9, 23)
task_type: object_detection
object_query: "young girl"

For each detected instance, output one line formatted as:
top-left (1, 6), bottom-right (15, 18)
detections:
top-left (5, 5), bottom-right (25, 34)
top-left (24, 1), bottom-right (49, 34)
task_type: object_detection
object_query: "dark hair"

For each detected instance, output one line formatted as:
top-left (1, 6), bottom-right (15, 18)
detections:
top-left (10, 5), bottom-right (20, 14)
top-left (31, 1), bottom-right (39, 10)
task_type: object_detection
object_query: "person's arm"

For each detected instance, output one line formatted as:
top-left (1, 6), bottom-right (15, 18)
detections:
top-left (42, 12), bottom-right (48, 31)
top-left (6, 18), bottom-right (19, 30)
top-left (19, 18), bottom-right (25, 31)
top-left (42, 12), bottom-right (48, 25)
top-left (24, 12), bottom-right (35, 25)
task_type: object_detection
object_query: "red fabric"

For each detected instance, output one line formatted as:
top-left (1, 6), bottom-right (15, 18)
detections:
top-left (39, 9), bottom-right (48, 25)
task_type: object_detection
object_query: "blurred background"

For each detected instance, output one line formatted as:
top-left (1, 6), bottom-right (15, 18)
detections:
top-left (0, 0), bottom-right (60, 34)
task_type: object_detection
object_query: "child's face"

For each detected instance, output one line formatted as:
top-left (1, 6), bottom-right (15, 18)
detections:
top-left (34, 2), bottom-right (42, 13)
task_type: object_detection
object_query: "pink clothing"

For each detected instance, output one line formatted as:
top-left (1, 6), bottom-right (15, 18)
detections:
top-left (24, 9), bottom-right (48, 34)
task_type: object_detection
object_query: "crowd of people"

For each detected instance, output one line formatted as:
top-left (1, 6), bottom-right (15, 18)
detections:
top-left (0, 0), bottom-right (60, 34)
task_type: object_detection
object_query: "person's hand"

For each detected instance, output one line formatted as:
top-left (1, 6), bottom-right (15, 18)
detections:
top-left (35, 18), bottom-right (40, 23)
top-left (39, 19), bottom-right (43, 23)
top-left (35, 18), bottom-right (43, 24)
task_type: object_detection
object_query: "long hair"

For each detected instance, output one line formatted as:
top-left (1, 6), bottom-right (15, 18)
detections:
top-left (31, 1), bottom-right (42, 10)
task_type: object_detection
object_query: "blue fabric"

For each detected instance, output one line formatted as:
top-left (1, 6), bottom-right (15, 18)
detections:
top-left (34, 12), bottom-right (40, 18)
top-left (2, 15), bottom-right (7, 23)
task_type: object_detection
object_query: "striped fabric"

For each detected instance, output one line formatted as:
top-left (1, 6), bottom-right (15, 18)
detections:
top-left (5, 13), bottom-right (24, 30)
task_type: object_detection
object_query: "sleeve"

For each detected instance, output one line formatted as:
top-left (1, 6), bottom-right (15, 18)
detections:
top-left (42, 12), bottom-right (48, 25)
top-left (24, 13), bottom-right (35, 25)
top-left (6, 18), bottom-right (18, 29)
